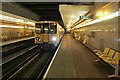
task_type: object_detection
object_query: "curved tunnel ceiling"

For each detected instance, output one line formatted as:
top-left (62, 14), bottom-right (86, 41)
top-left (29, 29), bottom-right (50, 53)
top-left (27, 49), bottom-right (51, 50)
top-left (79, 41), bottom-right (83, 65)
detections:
top-left (16, 2), bottom-right (94, 29)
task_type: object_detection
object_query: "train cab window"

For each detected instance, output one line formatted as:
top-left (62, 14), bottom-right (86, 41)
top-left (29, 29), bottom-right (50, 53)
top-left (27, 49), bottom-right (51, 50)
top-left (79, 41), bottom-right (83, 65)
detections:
top-left (35, 23), bottom-right (43, 34)
top-left (49, 23), bottom-right (57, 34)
top-left (43, 23), bottom-right (49, 34)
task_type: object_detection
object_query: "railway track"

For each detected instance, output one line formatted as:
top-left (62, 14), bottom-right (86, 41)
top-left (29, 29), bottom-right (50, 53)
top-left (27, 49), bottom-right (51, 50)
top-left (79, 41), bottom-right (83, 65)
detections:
top-left (2, 45), bottom-right (40, 79)
top-left (1, 38), bottom-right (60, 79)
top-left (2, 47), bottom-right (55, 79)
top-left (8, 50), bottom-right (54, 79)
top-left (2, 38), bottom-right (34, 57)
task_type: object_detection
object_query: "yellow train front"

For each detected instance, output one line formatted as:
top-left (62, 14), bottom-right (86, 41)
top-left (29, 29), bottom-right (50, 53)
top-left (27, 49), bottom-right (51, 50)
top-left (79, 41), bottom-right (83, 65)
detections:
top-left (35, 21), bottom-right (64, 50)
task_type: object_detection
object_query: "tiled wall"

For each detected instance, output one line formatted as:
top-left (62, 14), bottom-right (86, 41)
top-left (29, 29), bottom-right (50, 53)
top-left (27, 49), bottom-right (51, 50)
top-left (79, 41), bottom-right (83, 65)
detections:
top-left (73, 2), bottom-right (119, 51)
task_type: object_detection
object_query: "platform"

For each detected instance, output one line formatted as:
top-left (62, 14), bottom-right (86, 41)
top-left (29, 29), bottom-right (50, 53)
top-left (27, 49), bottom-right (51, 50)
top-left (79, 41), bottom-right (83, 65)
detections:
top-left (0, 37), bottom-right (34, 46)
top-left (45, 34), bottom-right (110, 78)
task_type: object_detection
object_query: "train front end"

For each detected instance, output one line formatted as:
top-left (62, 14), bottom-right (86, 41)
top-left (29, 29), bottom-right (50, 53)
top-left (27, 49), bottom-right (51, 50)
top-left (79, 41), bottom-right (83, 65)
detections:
top-left (34, 21), bottom-right (59, 50)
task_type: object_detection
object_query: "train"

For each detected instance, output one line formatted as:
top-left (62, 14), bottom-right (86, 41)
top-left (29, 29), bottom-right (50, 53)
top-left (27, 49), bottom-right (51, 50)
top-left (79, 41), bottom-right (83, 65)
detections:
top-left (34, 21), bottom-right (64, 49)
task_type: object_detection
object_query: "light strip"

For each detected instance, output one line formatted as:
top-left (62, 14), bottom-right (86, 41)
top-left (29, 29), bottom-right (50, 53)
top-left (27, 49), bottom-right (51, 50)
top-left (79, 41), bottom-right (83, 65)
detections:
top-left (28, 27), bottom-right (35, 30)
top-left (75, 10), bottom-right (119, 29)
top-left (0, 14), bottom-right (24, 23)
top-left (0, 25), bottom-right (24, 28)
top-left (0, 14), bottom-right (35, 26)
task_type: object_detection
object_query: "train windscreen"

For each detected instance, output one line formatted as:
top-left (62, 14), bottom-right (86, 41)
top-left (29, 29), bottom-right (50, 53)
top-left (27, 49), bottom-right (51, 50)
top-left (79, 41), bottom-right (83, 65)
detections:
top-left (35, 23), bottom-right (57, 34)
top-left (43, 23), bottom-right (49, 34)
top-left (49, 23), bottom-right (57, 34)
top-left (35, 23), bottom-right (43, 34)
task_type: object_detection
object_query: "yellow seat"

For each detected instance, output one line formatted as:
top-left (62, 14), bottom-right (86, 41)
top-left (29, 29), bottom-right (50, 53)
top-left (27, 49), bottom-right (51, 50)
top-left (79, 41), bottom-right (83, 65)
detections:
top-left (95, 47), bottom-right (110, 56)
top-left (104, 52), bottom-right (119, 65)
top-left (100, 49), bottom-right (115, 59)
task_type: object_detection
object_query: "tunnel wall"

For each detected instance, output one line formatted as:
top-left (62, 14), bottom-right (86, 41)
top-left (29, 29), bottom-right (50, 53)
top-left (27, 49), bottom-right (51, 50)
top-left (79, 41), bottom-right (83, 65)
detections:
top-left (1, 2), bottom-right (39, 21)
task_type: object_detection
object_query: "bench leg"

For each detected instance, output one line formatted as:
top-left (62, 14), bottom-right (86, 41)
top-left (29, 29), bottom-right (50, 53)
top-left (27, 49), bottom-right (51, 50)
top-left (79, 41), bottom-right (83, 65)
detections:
top-left (108, 64), bottom-right (120, 78)
top-left (94, 57), bottom-right (100, 62)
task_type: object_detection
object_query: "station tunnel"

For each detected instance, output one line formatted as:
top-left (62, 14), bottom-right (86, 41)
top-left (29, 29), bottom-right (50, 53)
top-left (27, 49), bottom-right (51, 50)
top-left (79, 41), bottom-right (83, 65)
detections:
top-left (0, 1), bottom-right (120, 79)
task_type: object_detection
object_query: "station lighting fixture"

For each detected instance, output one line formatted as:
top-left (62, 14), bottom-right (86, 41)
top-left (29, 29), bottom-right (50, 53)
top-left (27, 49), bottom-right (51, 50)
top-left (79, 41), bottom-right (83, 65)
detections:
top-left (0, 14), bottom-right (24, 23)
top-left (67, 22), bottom-right (71, 28)
top-left (71, 15), bottom-right (75, 18)
top-left (70, 19), bottom-right (72, 22)
top-left (0, 25), bottom-right (24, 28)
top-left (0, 11), bottom-right (36, 27)
top-left (96, 11), bottom-right (103, 17)
top-left (54, 23), bottom-right (56, 25)
top-left (16, 23), bottom-right (20, 24)
top-left (96, 11), bottom-right (110, 17)
top-left (67, 28), bottom-right (71, 31)
top-left (45, 21), bottom-right (47, 23)
top-left (24, 26), bottom-right (27, 28)
top-left (104, 12), bottom-right (109, 15)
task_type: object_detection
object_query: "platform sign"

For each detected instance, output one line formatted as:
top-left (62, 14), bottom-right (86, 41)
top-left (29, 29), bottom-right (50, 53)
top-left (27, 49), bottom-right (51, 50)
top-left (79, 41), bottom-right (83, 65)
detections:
top-left (79, 16), bottom-right (92, 20)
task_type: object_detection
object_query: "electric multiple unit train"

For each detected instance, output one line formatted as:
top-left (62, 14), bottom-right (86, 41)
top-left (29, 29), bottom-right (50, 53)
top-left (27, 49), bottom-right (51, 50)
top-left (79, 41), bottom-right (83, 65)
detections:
top-left (35, 21), bottom-right (64, 49)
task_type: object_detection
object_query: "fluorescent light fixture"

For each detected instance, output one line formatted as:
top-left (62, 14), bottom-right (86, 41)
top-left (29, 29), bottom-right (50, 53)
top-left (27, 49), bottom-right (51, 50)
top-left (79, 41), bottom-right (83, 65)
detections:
top-left (0, 14), bottom-right (24, 23)
top-left (104, 12), bottom-right (109, 15)
top-left (75, 10), bottom-right (119, 29)
top-left (70, 19), bottom-right (72, 22)
top-left (45, 21), bottom-right (47, 23)
top-left (0, 25), bottom-right (24, 28)
top-left (26, 22), bottom-right (35, 25)
top-left (0, 14), bottom-right (35, 25)
top-left (96, 11), bottom-right (103, 16)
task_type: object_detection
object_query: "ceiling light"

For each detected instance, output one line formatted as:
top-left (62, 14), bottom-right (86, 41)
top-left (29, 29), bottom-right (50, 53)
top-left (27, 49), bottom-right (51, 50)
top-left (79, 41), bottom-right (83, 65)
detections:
top-left (16, 23), bottom-right (20, 24)
top-left (70, 19), bottom-right (72, 22)
top-left (96, 11), bottom-right (103, 17)
top-left (104, 12), bottom-right (109, 15)
top-left (71, 15), bottom-right (74, 18)
top-left (45, 21), bottom-right (47, 23)
top-left (0, 25), bottom-right (24, 28)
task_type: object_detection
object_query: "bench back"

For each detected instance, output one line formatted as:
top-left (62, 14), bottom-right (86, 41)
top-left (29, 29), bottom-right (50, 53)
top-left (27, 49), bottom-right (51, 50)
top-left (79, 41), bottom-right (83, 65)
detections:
top-left (107, 49), bottom-right (116, 59)
top-left (103, 47), bottom-right (110, 55)
top-left (113, 52), bottom-right (120, 63)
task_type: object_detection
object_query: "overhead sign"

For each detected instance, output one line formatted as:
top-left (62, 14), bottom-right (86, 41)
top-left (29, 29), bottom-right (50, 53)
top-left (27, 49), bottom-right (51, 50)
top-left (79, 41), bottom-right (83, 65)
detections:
top-left (79, 16), bottom-right (92, 20)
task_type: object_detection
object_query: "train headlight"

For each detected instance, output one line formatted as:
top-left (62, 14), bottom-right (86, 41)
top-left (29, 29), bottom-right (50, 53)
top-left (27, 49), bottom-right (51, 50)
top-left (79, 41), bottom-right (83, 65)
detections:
top-left (36, 37), bottom-right (41, 42)
top-left (52, 37), bottom-right (57, 42)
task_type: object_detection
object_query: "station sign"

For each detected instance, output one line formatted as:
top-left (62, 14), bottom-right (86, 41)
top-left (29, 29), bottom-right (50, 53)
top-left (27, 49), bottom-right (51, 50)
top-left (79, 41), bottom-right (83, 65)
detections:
top-left (79, 16), bottom-right (92, 20)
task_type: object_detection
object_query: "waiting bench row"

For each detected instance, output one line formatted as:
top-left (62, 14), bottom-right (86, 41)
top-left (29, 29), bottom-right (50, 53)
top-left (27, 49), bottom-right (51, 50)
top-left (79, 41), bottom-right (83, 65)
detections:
top-left (94, 48), bottom-right (120, 77)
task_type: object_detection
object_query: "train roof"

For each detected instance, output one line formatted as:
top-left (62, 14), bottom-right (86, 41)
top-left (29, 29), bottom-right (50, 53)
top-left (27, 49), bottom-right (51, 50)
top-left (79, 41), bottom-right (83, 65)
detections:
top-left (35, 21), bottom-right (57, 24)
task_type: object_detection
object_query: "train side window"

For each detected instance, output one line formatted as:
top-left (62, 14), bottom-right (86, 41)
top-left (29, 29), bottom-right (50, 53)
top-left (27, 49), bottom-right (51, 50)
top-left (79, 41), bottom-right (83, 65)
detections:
top-left (35, 23), bottom-right (43, 34)
top-left (49, 23), bottom-right (57, 34)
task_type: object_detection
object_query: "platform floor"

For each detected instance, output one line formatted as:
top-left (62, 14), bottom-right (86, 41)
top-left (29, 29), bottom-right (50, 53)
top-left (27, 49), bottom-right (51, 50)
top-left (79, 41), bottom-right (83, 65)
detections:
top-left (46, 34), bottom-right (110, 78)
top-left (0, 36), bottom-right (34, 46)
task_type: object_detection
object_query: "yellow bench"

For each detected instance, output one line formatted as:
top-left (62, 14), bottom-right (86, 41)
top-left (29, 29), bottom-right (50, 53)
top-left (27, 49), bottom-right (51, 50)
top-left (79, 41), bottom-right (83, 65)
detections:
top-left (94, 48), bottom-right (120, 77)
top-left (94, 47), bottom-right (110, 61)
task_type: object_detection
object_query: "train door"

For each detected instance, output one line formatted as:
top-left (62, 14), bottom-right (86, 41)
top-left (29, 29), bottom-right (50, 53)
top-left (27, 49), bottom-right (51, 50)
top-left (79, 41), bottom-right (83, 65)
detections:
top-left (43, 23), bottom-right (49, 43)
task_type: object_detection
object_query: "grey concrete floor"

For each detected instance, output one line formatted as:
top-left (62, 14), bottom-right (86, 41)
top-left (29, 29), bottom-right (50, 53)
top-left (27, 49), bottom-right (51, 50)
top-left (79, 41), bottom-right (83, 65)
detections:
top-left (46, 34), bottom-right (111, 78)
